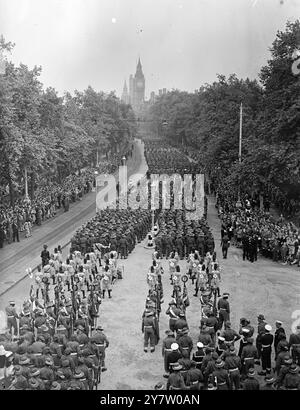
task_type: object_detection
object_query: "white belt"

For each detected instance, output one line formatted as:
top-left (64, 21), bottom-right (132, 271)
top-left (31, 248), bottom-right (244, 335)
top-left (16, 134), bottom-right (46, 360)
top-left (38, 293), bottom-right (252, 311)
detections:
top-left (229, 368), bottom-right (239, 372)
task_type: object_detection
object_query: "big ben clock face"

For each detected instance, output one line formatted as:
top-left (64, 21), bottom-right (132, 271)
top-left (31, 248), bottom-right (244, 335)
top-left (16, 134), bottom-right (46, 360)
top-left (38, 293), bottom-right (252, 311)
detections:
top-left (137, 81), bottom-right (143, 87)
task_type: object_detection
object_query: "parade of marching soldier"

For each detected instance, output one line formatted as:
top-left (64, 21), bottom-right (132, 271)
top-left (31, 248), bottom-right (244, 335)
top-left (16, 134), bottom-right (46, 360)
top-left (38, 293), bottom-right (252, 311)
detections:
top-left (0, 0), bottom-right (300, 395)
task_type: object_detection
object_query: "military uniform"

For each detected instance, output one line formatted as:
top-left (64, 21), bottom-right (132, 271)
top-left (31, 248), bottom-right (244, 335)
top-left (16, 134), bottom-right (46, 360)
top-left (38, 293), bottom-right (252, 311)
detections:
top-left (283, 366), bottom-right (300, 390)
top-left (142, 312), bottom-right (156, 352)
top-left (217, 296), bottom-right (230, 330)
top-left (211, 363), bottom-right (231, 390)
top-left (187, 364), bottom-right (204, 390)
top-left (166, 366), bottom-right (187, 390)
top-left (241, 340), bottom-right (258, 378)
top-left (274, 323), bottom-right (286, 358)
top-left (259, 329), bottom-right (273, 375)
top-left (166, 303), bottom-right (180, 332)
top-left (224, 349), bottom-right (241, 390)
top-left (5, 302), bottom-right (19, 337)
top-left (256, 316), bottom-right (267, 362)
top-left (289, 329), bottom-right (300, 365)
top-left (90, 326), bottom-right (109, 371)
top-left (177, 332), bottom-right (193, 358)
top-left (192, 345), bottom-right (205, 369)
top-left (162, 332), bottom-right (176, 374)
top-left (243, 375), bottom-right (260, 390)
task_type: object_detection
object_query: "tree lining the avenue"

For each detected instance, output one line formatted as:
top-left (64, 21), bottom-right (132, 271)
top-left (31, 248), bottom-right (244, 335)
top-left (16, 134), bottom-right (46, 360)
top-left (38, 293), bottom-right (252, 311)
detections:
top-left (146, 20), bottom-right (300, 204)
top-left (0, 36), bottom-right (137, 205)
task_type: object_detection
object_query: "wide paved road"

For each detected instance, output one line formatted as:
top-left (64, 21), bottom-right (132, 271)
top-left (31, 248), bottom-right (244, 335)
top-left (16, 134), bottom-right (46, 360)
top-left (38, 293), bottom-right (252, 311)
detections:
top-left (1, 148), bottom-right (299, 389)
top-left (0, 139), bottom-right (147, 306)
top-left (95, 197), bottom-right (300, 389)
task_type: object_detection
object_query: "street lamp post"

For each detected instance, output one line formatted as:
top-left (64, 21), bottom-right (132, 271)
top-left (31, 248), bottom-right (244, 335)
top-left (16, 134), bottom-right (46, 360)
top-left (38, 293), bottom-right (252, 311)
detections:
top-left (24, 167), bottom-right (29, 201)
top-left (236, 103), bottom-right (243, 208)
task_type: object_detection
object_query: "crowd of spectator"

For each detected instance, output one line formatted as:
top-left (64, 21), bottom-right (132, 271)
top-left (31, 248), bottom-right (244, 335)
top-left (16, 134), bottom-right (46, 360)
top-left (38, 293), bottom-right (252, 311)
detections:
top-left (0, 147), bottom-right (134, 250)
top-left (215, 185), bottom-right (300, 266)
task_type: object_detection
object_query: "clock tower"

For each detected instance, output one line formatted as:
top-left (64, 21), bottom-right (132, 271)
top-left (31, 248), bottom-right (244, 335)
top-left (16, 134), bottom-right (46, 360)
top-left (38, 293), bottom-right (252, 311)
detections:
top-left (133, 58), bottom-right (145, 110)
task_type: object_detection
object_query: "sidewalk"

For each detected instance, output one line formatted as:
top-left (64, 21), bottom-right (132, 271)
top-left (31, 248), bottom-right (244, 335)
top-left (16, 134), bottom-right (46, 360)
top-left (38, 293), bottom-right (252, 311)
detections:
top-left (0, 139), bottom-right (147, 297)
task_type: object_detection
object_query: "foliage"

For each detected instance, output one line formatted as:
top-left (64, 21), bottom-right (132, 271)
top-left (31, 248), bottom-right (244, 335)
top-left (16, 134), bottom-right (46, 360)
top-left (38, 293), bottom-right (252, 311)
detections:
top-left (145, 20), bottom-right (300, 201)
top-left (0, 38), bottom-right (137, 204)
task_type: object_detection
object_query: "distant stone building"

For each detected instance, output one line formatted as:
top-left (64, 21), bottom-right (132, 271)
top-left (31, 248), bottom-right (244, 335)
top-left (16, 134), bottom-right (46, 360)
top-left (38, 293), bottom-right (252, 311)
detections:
top-left (121, 80), bottom-right (129, 104)
top-left (121, 58), bottom-right (145, 113)
top-left (121, 59), bottom-right (168, 116)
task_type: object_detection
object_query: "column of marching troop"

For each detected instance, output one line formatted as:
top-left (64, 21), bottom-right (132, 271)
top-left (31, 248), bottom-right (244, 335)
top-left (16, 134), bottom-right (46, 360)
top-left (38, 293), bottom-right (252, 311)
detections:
top-left (1, 243), bottom-right (126, 389)
top-left (142, 224), bottom-right (300, 390)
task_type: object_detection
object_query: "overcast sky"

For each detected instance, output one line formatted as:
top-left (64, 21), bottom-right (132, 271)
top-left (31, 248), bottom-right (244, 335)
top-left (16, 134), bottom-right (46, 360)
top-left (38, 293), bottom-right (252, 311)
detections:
top-left (0, 0), bottom-right (299, 98)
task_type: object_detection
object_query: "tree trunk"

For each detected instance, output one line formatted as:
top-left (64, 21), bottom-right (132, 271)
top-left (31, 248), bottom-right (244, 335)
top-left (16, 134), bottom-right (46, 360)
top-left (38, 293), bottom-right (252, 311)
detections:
top-left (30, 173), bottom-right (35, 200)
top-left (7, 169), bottom-right (14, 206)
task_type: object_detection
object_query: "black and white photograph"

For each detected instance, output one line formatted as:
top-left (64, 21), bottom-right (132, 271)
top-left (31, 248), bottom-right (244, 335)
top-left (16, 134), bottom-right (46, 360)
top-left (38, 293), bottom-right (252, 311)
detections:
top-left (0, 0), bottom-right (300, 395)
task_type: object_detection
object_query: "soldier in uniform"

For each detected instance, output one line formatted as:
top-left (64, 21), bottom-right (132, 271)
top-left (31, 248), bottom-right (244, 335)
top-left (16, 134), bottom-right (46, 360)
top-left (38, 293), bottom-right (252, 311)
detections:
top-left (224, 346), bottom-right (241, 390)
top-left (166, 343), bottom-right (182, 373)
top-left (174, 312), bottom-right (188, 336)
top-left (194, 265), bottom-right (207, 297)
top-left (5, 301), bottom-right (19, 338)
top-left (242, 231), bottom-right (249, 261)
top-left (101, 265), bottom-right (112, 299)
top-left (190, 343), bottom-right (203, 369)
top-left (166, 363), bottom-right (187, 390)
top-left (142, 311), bottom-right (156, 353)
top-left (238, 318), bottom-right (254, 356)
top-left (288, 324), bottom-right (300, 365)
top-left (162, 330), bottom-right (176, 377)
top-left (90, 325), bottom-right (109, 371)
top-left (186, 360), bottom-right (204, 390)
top-left (175, 235), bottom-right (184, 259)
top-left (198, 324), bottom-right (213, 348)
top-left (203, 311), bottom-right (218, 345)
top-left (240, 337), bottom-right (258, 379)
top-left (220, 232), bottom-right (230, 259)
top-left (165, 301), bottom-right (180, 332)
top-left (275, 343), bottom-right (289, 375)
top-left (261, 375), bottom-right (276, 391)
top-left (217, 293), bottom-right (230, 330)
top-left (119, 236), bottom-right (128, 259)
top-left (41, 244), bottom-right (50, 267)
top-left (177, 328), bottom-right (193, 358)
top-left (39, 357), bottom-right (55, 389)
top-left (255, 314), bottom-right (267, 365)
top-left (274, 320), bottom-right (286, 360)
top-left (242, 367), bottom-right (260, 390)
top-left (19, 306), bottom-right (33, 336)
top-left (258, 324), bottom-right (274, 376)
top-left (282, 364), bottom-right (300, 390)
top-left (221, 321), bottom-right (241, 348)
top-left (211, 358), bottom-right (231, 390)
